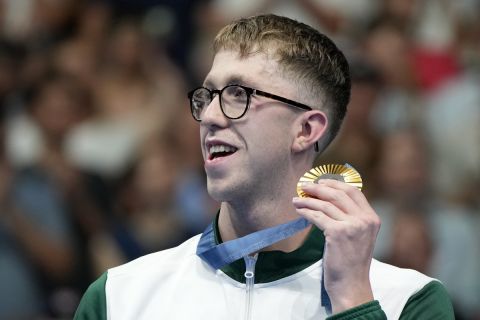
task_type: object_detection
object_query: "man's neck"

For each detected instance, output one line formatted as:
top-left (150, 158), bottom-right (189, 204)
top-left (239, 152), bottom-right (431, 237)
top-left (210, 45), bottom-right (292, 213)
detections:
top-left (214, 153), bottom-right (316, 253)
top-left (217, 194), bottom-right (312, 253)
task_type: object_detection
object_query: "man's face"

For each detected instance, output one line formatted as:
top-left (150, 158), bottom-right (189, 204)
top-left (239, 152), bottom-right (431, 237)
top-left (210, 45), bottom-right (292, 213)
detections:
top-left (200, 50), bottom-right (301, 202)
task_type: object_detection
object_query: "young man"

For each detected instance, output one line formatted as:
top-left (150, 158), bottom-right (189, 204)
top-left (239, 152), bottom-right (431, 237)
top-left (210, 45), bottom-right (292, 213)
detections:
top-left (75, 14), bottom-right (454, 319)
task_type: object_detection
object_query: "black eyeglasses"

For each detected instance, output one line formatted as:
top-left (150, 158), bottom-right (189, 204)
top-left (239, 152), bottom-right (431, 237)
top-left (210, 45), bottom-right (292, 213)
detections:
top-left (188, 84), bottom-right (312, 120)
top-left (187, 84), bottom-right (319, 151)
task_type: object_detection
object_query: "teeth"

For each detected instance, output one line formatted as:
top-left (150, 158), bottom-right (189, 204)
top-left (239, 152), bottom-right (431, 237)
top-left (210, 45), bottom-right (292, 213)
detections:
top-left (209, 144), bottom-right (237, 155)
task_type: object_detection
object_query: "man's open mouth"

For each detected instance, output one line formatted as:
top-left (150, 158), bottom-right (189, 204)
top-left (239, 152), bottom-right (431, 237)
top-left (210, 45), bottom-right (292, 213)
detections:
top-left (208, 144), bottom-right (238, 160)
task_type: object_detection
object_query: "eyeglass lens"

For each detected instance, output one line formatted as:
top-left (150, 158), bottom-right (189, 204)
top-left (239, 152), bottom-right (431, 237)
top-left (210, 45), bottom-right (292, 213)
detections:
top-left (191, 85), bottom-right (249, 120)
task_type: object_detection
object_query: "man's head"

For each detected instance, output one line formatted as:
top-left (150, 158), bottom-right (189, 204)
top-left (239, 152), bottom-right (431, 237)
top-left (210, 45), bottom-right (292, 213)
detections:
top-left (213, 14), bottom-right (351, 151)
top-left (192, 14), bottom-right (351, 203)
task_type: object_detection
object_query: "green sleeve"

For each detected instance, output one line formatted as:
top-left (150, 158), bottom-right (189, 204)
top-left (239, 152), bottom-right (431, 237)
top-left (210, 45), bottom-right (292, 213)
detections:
top-left (74, 272), bottom-right (108, 320)
top-left (327, 300), bottom-right (387, 320)
top-left (326, 280), bottom-right (454, 320)
top-left (399, 281), bottom-right (455, 320)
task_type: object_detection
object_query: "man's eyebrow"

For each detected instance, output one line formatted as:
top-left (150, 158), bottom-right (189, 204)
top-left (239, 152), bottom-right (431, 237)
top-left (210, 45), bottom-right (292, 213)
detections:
top-left (203, 75), bottom-right (253, 89)
top-left (225, 76), bottom-right (248, 86)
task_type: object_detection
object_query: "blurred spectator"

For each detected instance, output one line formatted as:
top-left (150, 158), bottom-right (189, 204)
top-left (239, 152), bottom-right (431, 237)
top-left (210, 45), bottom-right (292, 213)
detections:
top-left (66, 17), bottom-right (187, 178)
top-left (115, 137), bottom-right (189, 253)
top-left (364, 20), bottom-right (421, 134)
top-left (2, 0), bottom-right (80, 46)
top-left (50, 2), bottom-right (111, 91)
top-left (84, 134), bottom-right (200, 276)
top-left (96, 18), bottom-right (182, 125)
top-left (1, 72), bottom-right (114, 318)
top-left (319, 58), bottom-right (383, 197)
top-left (74, 1), bottom-right (112, 49)
top-left (0, 74), bottom-right (80, 318)
top-left (423, 74), bottom-right (480, 207)
top-left (384, 206), bottom-right (433, 274)
top-left (372, 128), bottom-right (480, 318)
top-left (52, 39), bottom-right (101, 91)
top-left (104, 0), bottom-right (203, 80)
top-left (377, 0), bottom-right (419, 32)
top-left (6, 73), bottom-right (91, 166)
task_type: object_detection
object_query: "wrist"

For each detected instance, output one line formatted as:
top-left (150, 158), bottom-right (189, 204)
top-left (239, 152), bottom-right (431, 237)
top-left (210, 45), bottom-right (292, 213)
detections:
top-left (329, 282), bottom-right (374, 314)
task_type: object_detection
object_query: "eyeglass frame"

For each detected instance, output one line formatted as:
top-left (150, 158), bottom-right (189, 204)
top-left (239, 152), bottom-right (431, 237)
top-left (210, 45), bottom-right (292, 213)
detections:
top-left (187, 84), bottom-right (319, 152)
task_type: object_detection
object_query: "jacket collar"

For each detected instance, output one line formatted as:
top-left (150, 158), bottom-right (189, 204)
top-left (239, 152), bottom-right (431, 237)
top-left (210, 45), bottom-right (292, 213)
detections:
top-left (210, 213), bottom-right (325, 284)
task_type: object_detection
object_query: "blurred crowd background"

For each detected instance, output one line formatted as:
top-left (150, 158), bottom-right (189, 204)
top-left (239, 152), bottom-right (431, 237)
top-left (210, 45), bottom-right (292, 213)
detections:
top-left (0, 0), bottom-right (478, 319)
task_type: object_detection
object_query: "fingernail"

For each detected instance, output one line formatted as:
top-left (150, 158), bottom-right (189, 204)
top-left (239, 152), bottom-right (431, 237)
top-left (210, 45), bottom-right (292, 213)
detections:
top-left (300, 182), bottom-right (314, 189)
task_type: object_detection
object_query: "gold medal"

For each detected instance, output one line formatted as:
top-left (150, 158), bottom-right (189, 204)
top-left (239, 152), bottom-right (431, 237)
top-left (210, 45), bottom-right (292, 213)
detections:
top-left (297, 163), bottom-right (363, 197)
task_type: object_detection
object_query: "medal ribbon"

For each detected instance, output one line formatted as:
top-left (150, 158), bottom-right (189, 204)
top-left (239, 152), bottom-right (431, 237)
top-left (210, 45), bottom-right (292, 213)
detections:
top-left (196, 216), bottom-right (332, 314)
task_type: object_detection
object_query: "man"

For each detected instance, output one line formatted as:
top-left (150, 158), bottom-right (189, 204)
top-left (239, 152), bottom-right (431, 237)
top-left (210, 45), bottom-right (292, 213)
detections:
top-left (75, 14), bottom-right (453, 319)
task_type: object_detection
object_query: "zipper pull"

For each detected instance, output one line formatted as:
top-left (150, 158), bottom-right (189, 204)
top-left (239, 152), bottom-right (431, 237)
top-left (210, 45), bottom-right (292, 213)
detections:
top-left (244, 254), bottom-right (258, 279)
top-left (243, 254), bottom-right (258, 320)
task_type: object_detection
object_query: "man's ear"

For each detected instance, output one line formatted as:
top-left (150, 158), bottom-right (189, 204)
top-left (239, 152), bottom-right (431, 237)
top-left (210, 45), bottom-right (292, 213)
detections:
top-left (291, 110), bottom-right (328, 153)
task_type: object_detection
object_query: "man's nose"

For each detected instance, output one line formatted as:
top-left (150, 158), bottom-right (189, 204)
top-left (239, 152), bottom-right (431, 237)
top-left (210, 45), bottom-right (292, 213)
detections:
top-left (201, 95), bottom-right (228, 127)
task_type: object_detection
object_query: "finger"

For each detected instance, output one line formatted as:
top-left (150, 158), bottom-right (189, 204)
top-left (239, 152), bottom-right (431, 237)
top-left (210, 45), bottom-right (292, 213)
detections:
top-left (300, 182), bottom-right (360, 216)
top-left (293, 196), bottom-right (347, 221)
top-left (308, 180), bottom-right (380, 226)
top-left (295, 207), bottom-right (335, 231)
top-left (314, 179), bottom-right (371, 210)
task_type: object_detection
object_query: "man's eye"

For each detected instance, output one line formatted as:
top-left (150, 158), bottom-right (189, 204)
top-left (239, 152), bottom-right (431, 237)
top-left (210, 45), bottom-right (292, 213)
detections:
top-left (194, 91), bottom-right (210, 102)
top-left (230, 87), bottom-right (246, 99)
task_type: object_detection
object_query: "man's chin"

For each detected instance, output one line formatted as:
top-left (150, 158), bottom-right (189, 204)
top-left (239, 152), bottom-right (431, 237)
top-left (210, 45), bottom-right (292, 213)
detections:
top-left (206, 184), bottom-right (228, 202)
top-left (206, 178), bottom-right (240, 202)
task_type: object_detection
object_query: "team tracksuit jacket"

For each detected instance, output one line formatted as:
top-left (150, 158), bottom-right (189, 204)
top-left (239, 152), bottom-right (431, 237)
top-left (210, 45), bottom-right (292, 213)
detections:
top-left (75, 218), bottom-right (454, 319)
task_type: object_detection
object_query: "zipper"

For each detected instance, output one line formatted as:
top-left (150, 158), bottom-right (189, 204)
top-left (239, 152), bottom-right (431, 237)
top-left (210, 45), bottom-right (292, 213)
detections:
top-left (243, 254), bottom-right (258, 320)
